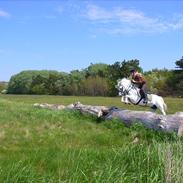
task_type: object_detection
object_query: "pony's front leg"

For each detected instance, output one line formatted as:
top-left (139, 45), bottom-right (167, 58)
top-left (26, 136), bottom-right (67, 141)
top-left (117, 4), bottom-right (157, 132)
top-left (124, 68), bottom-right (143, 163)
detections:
top-left (121, 96), bottom-right (125, 102)
top-left (123, 95), bottom-right (131, 104)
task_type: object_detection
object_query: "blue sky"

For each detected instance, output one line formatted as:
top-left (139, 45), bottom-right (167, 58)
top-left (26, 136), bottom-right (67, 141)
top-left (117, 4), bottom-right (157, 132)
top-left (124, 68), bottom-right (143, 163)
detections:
top-left (0, 0), bottom-right (183, 81)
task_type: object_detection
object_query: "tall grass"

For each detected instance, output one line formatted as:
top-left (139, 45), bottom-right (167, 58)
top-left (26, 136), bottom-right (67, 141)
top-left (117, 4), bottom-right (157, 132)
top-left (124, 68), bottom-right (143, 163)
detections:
top-left (0, 95), bottom-right (183, 182)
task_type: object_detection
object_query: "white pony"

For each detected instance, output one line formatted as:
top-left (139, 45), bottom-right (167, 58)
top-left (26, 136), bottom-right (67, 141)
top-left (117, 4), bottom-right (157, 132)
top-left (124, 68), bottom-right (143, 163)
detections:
top-left (116, 78), bottom-right (167, 115)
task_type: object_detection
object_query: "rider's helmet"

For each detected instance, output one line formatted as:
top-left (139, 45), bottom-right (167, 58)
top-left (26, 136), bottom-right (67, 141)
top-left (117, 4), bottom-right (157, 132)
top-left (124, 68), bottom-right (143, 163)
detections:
top-left (129, 67), bottom-right (136, 73)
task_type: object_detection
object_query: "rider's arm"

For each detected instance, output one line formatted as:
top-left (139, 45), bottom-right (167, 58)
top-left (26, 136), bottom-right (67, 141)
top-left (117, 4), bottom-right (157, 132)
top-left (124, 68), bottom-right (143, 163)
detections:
top-left (132, 73), bottom-right (146, 85)
top-left (131, 79), bottom-right (138, 84)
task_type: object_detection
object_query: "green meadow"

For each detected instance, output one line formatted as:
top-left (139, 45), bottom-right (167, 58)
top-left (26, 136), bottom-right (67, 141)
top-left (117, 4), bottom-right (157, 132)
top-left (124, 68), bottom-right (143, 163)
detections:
top-left (0, 95), bottom-right (183, 182)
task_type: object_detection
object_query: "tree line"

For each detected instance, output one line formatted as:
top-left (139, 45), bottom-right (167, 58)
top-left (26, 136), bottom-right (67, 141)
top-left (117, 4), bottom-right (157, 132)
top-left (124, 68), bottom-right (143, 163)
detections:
top-left (4, 57), bottom-right (183, 97)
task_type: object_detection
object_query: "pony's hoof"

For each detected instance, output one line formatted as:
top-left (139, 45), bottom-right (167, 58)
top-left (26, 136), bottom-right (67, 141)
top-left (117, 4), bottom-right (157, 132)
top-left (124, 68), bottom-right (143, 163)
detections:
top-left (158, 124), bottom-right (165, 129)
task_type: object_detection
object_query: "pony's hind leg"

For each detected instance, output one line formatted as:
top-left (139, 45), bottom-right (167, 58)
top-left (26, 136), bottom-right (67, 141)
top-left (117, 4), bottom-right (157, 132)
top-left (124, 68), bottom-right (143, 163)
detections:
top-left (159, 99), bottom-right (167, 115)
top-left (162, 109), bottom-right (166, 116)
top-left (159, 105), bottom-right (166, 115)
top-left (155, 97), bottom-right (167, 115)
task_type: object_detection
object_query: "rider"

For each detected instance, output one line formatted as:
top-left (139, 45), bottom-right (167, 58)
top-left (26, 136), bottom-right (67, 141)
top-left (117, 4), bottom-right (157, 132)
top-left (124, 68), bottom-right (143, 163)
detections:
top-left (129, 68), bottom-right (148, 103)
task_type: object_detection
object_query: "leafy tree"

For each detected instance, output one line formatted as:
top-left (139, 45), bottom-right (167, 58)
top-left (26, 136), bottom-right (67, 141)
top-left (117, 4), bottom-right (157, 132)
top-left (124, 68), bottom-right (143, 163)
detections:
top-left (7, 59), bottom-right (182, 97)
top-left (8, 71), bottom-right (36, 94)
top-left (85, 63), bottom-right (108, 78)
top-left (144, 69), bottom-right (171, 96)
top-left (165, 57), bottom-right (183, 97)
top-left (80, 76), bottom-right (108, 96)
top-left (46, 73), bottom-right (65, 95)
top-left (174, 57), bottom-right (183, 96)
top-left (55, 74), bottom-right (71, 95)
top-left (30, 75), bottom-right (48, 94)
top-left (175, 56), bottom-right (183, 70)
top-left (7, 70), bottom-right (67, 95)
top-left (68, 70), bottom-right (86, 95)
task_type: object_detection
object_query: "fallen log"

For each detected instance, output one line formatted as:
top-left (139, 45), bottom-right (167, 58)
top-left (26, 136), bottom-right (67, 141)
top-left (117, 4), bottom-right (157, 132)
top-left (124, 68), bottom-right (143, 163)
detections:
top-left (33, 102), bottom-right (110, 117)
top-left (34, 102), bottom-right (183, 135)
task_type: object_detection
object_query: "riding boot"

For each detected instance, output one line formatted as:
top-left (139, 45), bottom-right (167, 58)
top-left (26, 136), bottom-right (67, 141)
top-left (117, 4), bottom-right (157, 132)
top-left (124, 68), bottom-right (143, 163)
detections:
top-left (140, 89), bottom-right (147, 103)
top-left (144, 93), bottom-right (148, 104)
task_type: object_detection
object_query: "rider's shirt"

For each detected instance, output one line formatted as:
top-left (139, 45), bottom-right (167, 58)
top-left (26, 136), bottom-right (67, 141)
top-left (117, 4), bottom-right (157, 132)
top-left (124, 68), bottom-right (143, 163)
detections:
top-left (131, 72), bottom-right (146, 87)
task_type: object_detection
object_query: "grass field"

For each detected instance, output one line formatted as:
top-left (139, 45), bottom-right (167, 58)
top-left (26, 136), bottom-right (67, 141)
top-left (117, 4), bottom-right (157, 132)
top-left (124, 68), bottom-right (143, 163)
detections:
top-left (0, 94), bottom-right (183, 182)
top-left (1, 94), bottom-right (183, 114)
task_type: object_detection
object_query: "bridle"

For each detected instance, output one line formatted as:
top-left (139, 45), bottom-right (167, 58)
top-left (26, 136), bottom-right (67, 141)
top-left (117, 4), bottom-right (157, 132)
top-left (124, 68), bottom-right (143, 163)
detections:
top-left (118, 81), bottom-right (136, 95)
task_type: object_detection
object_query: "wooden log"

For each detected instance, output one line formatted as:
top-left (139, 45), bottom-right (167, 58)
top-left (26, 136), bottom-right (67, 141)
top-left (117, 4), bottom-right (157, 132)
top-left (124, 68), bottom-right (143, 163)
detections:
top-left (34, 102), bottom-right (183, 135)
top-left (178, 121), bottom-right (183, 137)
top-left (105, 109), bottom-right (183, 132)
top-left (72, 102), bottom-right (110, 117)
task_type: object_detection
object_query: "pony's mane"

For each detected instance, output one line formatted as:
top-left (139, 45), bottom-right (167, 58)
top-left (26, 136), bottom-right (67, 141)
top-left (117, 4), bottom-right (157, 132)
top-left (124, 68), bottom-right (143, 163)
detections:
top-left (121, 77), bottom-right (131, 82)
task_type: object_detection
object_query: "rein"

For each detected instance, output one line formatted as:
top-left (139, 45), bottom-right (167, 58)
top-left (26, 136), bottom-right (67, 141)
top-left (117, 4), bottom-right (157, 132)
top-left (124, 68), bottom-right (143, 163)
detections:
top-left (120, 83), bottom-right (133, 95)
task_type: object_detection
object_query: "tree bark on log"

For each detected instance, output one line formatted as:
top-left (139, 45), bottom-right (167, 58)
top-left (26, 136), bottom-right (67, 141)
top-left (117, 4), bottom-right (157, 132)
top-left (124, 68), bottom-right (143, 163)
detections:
top-left (34, 102), bottom-right (183, 135)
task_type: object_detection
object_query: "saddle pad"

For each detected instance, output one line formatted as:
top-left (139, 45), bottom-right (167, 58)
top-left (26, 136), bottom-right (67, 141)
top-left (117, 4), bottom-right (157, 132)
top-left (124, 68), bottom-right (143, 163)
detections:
top-left (147, 94), bottom-right (152, 101)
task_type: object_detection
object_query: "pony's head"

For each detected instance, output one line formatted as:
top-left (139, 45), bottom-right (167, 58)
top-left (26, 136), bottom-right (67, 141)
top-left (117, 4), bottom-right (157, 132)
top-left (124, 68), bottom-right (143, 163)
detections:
top-left (117, 78), bottom-right (131, 88)
top-left (116, 78), bottom-right (131, 95)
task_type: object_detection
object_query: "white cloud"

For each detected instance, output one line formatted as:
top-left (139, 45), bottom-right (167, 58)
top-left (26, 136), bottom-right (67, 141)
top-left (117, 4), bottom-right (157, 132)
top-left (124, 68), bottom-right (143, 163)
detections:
top-left (84, 4), bottom-right (183, 34)
top-left (86, 4), bottom-right (113, 21)
top-left (0, 9), bottom-right (10, 18)
top-left (168, 14), bottom-right (183, 30)
top-left (54, 2), bottom-right (183, 34)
